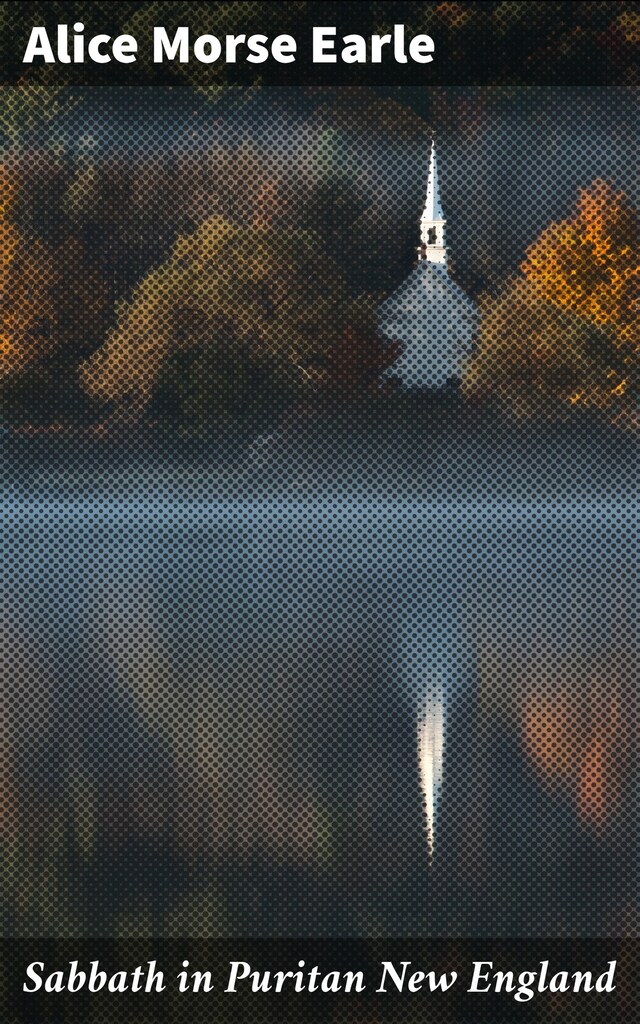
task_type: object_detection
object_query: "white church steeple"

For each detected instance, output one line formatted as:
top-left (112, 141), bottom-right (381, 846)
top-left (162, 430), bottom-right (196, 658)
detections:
top-left (418, 138), bottom-right (447, 266)
top-left (378, 133), bottom-right (478, 389)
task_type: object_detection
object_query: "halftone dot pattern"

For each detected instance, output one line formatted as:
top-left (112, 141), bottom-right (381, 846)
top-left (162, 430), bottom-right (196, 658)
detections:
top-left (0, 84), bottom-right (638, 962)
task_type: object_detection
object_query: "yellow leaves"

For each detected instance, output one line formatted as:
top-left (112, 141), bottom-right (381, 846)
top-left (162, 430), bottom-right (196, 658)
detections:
top-left (462, 268), bottom-right (631, 418)
top-left (81, 212), bottom-right (350, 412)
top-left (522, 179), bottom-right (639, 339)
top-left (516, 179), bottom-right (640, 411)
top-left (188, 213), bottom-right (237, 257)
top-left (81, 265), bottom-right (175, 402)
top-left (616, 11), bottom-right (640, 44)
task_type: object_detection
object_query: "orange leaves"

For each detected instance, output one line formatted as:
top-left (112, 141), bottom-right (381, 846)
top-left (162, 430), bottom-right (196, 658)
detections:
top-left (0, 163), bottom-right (110, 430)
top-left (615, 10), bottom-right (640, 45)
top-left (0, 161), bottom-right (57, 380)
top-left (465, 179), bottom-right (639, 418)
top-left (522, 179), bottom-right (639, 354)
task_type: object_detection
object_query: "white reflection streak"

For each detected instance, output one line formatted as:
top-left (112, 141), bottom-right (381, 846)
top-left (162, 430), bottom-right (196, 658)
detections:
top-left (417, 679), bottom-right (446, 859)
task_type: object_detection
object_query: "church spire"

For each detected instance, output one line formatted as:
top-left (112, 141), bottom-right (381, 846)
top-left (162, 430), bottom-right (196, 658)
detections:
top-left (418, 137), bottom-right (447, 266)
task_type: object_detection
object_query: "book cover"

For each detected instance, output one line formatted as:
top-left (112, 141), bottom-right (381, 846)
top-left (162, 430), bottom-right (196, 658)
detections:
top-left (1, 3), bottom-right (638, 1020)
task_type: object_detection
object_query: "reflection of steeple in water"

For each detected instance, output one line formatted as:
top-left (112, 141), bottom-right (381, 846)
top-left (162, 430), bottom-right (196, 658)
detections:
top-left (417, 679), bottom-right (446, 858)
top-left (400, 615), bottom-right (461, 860)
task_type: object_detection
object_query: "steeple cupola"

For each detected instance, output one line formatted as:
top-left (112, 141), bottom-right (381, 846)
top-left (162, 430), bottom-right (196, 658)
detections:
top-left (418, 139), bottom-right (447, 266)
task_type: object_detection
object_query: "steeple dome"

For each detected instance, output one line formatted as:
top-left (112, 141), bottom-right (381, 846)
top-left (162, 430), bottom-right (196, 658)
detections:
top-left (418, 138), bottom-right (447, 265)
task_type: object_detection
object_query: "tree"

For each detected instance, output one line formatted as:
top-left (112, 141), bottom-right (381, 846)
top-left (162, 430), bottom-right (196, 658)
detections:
top-left (0, 82), bottom-right (79, 149)
top-left (0, 160), bottom-right (109, 426)
top-left (522, 179), bottom-right (639, 382)
top-left (0, 162), bottom-right (56, 383)
top-left (462, 276), bottom-right (621, 417)
top-left (81, 213), bottom-right (372, 431)
top-left (464, 180), bottom-right (639, 417)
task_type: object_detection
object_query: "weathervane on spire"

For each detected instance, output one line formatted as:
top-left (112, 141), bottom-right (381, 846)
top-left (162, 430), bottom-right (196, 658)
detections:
top-left (418, 135), bottom-right (447, 266)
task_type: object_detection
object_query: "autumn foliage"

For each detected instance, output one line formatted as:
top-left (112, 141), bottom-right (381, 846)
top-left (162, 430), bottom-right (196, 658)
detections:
top-left (522, 179), bottom-right (639, 405)
top-left (464, 180), bottom-right (640, 416)
top-left (0, 159), bottom-right (109, 428)
top-left (0, 164), bottom-right (56, 380)
top-left (81, 213), bottom-right (380, 429)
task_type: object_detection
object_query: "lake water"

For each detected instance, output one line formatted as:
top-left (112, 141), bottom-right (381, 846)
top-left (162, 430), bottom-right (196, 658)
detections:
top-left (2, 432), bottom-right (638, 937)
